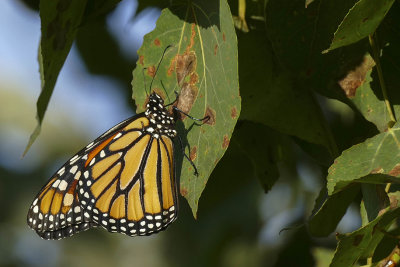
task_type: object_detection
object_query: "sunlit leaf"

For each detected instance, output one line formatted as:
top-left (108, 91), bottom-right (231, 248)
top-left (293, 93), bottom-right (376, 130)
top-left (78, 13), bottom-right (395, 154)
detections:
top-left (331, 204), bottom-right (400, 266)
top-left (327, 123), bottom-right (400, 195)
top-left (131, 0), bottom-right (240, 216)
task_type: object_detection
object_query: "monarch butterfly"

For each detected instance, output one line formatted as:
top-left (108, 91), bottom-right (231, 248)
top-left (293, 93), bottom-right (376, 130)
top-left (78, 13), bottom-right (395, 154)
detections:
top-left (27, 48), bottom-right (208, 240)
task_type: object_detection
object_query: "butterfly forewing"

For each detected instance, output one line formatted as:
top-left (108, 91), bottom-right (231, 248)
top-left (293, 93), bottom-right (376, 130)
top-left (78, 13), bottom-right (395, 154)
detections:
top-left (27, 154), bottom-right (95, 240)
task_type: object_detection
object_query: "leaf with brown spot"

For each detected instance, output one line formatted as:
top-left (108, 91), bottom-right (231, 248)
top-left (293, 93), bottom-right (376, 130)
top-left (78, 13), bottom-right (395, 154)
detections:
top-left (190, 146), bottom-right (197, 161)
top-left (327, 122), bottom-right (400, 195)
top-left (222, 135), bottom-right (230, 149)
top-left (389, 164), bottom-right (400, 176)
top-left (176, 83), bottom-right (198, 118)
top-left (331, 206), bottom-right (400, 266)
top-left (344, 54), bottom-right (395, 132)
top-left (147, 66), bottom-right (156, 77)
top-left (131, 0), bottom-right (239, 217)
top-left (174, 51), bottom-right (197, 86)
top-left (204, 106), bottom-right (216, 126)
top-left (324, 0), bottom-right (395, 52)
top-left (231, 107), bottom-right (237, 119)
top-left (338, 55), bottom-right (375, 98)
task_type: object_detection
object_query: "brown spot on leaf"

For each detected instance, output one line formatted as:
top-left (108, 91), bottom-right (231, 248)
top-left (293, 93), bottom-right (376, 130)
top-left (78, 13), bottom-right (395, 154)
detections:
top-left (338, 55), bottom-right (375, 98)
top-left (139, 55), bottom-right (144, 66)
top-left (214, 44), bottom-right (218, 55)
top-left (231, 107), bottom-right (237, 119)
top-left (190, 73), bottom-right (198, 84)
top-left (371, 167), bottom-right (384, 174)
top-left (222, 135), bottom-right (230, 149)
top-left (353, 234), bottom-right (364, 246)
top-left (167, 56), bottom-right (177, 76)
top-left (390, 195), bottom-right (398, 209)
top-left (190, 146), bottom-right (197, 161)
top-left (147, 65), bottom-right (156, 77)
top-left (188, 23), bottom-right (196, 51)
top-left (154, 38), bottom-right (161, 46)
top-left (180, 187), bottom-right (188, 196)
top-left (389, 164), bottom-right (400, 176)
top-left (362, 17), bottom-right (369, 23)
top-left (177, 83), bottom-right (198, 119)
top-left (223, 33), bottom-right (226, 42)
top-left (175, 51), bottom-right (197, 86)
top-left (204, 106), bottom-right (216, 125)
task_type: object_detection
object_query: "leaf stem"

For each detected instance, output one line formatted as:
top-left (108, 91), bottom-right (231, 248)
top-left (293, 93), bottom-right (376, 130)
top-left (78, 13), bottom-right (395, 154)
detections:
top-left (369, 33), bottom-right (396, 127)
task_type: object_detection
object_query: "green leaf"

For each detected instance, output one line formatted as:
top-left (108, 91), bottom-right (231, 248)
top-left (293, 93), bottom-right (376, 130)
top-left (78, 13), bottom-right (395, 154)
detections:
top-left (23, 0), bottom-right (88, 155)
top-left (330, 206), bottom-right (400, 266)
top-left (327, 123), bottom-right (400, 195)
top-left (324, 0), bottom-right (395, 53)
top-left (308, 185), bottom-right (360, 237)
top-left (131, 0), bottom-right (240, 216)
top-left (312, 247), bottom-right (335, 267)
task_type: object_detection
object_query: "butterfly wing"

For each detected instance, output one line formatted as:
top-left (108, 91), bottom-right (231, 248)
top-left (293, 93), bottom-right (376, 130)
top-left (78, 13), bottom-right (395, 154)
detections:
top-left (27, 116), bottom-right (137, 240)
top-left (27, 154), bottom-right (96, 240)
top-left (77, 115), bottom-right (178, 236)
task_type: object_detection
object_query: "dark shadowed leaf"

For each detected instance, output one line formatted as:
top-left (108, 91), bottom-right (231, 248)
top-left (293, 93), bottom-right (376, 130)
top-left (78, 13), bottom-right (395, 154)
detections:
top-left (308, 185), bottom-right (360, 237)
top-left (232, 121), bottom-right (292, 193)
top-left (238, 17), bottom-right (336, 157)
top-left (24, 0), bottom-right (88, 155)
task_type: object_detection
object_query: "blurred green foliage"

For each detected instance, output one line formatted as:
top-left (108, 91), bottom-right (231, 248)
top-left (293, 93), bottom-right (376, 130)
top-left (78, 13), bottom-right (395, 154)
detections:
top-left (3, 0), bottom-right (400, 266)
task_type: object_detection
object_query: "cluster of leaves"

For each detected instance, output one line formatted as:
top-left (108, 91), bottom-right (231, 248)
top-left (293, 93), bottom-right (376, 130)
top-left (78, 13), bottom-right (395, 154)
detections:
top-left (24, 0), bottom-right (400, 265)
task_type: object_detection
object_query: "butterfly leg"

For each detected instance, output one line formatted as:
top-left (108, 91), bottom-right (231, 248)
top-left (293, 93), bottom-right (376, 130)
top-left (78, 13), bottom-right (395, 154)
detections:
top-left (177, 135), bottom-right (199, 176)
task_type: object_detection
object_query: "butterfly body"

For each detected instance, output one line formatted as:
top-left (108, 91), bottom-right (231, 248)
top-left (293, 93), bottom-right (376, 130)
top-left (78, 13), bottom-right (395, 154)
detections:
top-left (27, 93), bottom-right (179, 240)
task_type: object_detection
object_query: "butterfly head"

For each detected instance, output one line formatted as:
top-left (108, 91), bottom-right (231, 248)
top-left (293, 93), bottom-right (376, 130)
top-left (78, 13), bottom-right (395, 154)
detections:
top-left (144, 93), bottom-right (177, 138)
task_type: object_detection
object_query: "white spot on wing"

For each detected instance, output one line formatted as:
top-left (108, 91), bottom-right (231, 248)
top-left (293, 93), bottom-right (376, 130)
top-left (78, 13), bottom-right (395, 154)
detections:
top-left (58, 180), bottom-right (68, 191)
top-left (52, 179), bottom-right (61, 188)
top-left (57, 167), bottom-right (65, 175)
top-left (70, 165), bottom-right (78, 174)
top-left (74, 171), bottom-right (81, 180)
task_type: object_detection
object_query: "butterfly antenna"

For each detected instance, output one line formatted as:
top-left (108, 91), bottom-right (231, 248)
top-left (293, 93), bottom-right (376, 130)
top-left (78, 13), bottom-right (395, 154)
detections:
top-left (161, 80), bottom-right (171, 104)
top-left (149, 45), bottom-right (173, 93)
top-left (142, 67), bottom-right (149, 96)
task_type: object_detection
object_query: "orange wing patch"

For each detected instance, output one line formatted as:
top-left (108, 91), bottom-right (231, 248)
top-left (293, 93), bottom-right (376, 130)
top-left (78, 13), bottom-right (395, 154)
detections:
top-left (85, 133), bottom-right (118, 167)
top-left (160, 137), bottom-right (174, 209)
top-left (119, 135), bottom-right (150, 190)
top-left (110, 195), bottom-right (126, 219)
top-left (143, 138), bottom-right (161, 214)
top-left (127, 181), bottom-right (143, 221)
